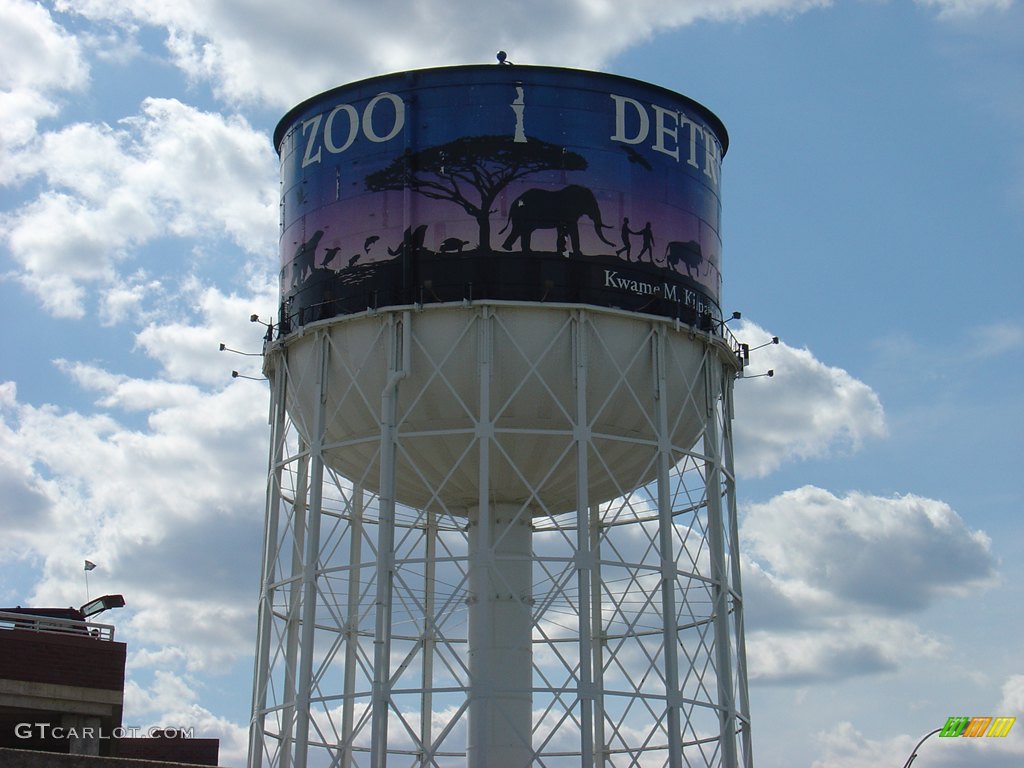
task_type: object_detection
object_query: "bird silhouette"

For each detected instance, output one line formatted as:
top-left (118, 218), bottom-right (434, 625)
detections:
top-left (620, 146), bottom-right (653, 171)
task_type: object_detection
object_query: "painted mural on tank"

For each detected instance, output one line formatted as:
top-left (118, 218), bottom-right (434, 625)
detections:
top-left (274, 65), bottom-right (727, 332)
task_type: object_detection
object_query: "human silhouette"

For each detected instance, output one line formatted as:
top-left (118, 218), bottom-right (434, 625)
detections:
top-left (637, 222), bottom-right (655, 263)
top-left (616, 217), bottom-right (640, 261)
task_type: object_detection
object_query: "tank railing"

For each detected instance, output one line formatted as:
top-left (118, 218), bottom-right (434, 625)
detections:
top-left (717, 321), bottom-right (744, 367)
top-left (274, 290), bottom-right (744, 360)
top-left (279, 296), bottom-right (725, 334)
top-left (0, 609), bottom-right (116, 641)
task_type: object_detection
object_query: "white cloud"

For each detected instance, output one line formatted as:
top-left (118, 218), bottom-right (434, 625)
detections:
top-left (746, 616), bottom-right (944, 683)
top-left (0, 0), bottom-right (89, 165)
top-left (123, 670), bottom-right (249, 765)
top-left (133, 277), bottom-right (277, 385)
top-left (0, 282), bottom-right (272, 716)
top-left (915, 0), bottom-right (1014, 19)
top-left (998, 674), bottom-right (1024, 713)
top-left (98, 272), bottom-right (165, 326)
top-left (966, 321), bottom-right (1024, 360)
top-left (875, 320), bottom-right (1024, 372)
top-left (732, 321), bottom-right (887, 477)
top-left (2, 99), bottom-right (277, 318)
top-left (50, 0), bottom-right (1018, 112)
top-left (741, 486), bottom-right (997, 684)
top-left (55, 360), bottom-right (202, 411)
top-left (1, 374), bottom-right (268, 678)
top-left (117, 99), bottom-right (278, 252)
top-left (743, 486), bottom-right (996, 612)
top-left (53, 0), bottom-right (840, 109)
top-left (0, 383), bottom-right (63, 551)
top-left (810, 722), bottom-right (923, 768)
top-left (811, 707), bottom-right (1024, 768)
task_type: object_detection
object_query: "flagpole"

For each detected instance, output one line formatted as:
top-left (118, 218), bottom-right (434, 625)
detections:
top-left (84, 560), bottom-right (97, 602)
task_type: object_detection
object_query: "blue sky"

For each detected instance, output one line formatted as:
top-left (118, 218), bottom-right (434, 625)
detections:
top-left (1, 0), bottom-right (1022, 766)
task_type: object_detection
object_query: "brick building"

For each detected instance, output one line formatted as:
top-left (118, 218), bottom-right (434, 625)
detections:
top-left (0, 605), bottom-right (220, 767)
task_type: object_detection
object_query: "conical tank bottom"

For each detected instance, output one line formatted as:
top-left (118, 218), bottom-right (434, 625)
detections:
top-left (277, 304), bottom-right (710, 514)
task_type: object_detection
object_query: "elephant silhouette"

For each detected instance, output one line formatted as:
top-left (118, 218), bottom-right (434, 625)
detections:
top-left (500, 184), bottom-right (616, 256)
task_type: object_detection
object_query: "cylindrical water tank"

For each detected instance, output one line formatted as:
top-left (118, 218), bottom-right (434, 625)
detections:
top-left (273, 64), bottom-right (729, 512)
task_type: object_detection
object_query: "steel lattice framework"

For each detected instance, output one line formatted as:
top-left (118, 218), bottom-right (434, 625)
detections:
top-left (248, 302), bottom-right (752, 768)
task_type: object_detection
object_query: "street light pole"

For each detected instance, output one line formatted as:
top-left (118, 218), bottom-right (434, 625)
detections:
top-left (902, 727), bottom-right (942, 768)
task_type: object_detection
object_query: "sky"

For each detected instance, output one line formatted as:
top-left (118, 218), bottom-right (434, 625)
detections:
top-left (0, 0), bottom-right (1022, 766)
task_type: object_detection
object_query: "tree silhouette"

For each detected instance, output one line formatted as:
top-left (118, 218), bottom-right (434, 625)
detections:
top-left (364, 135), bottom-right (588, 250)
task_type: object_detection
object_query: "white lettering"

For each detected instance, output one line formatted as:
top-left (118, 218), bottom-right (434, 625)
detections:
top-left (512, 86), bottom-right (527, 143)
top-left (610, 95), bottom-right (720, 191)
top-left (362, 92), bottom-right (404, 143)
top-left (609, 94), bottom-right (649, 144)
top-left (703, 127), bottom-right (720, 186)
top-left (300, 114), bottom-right (323, 168)
top-left (604, 270), bottom-right (681, 302)
top-left (149, 727), bottom-right (196, 738)
top-left (678, 115), bottom-right (700, 170)
top-left (323, 104), bottom-right (359, 154)
top-left (12, 723), bottom-right (149, 740)
top-left (651, 105), bottom-right (678, 161)
top-left (299, 91), bottom-right (405, 167)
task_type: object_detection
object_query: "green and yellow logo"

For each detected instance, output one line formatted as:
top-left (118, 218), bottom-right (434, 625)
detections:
top-left (939, 716), bottom-right (1016, 738)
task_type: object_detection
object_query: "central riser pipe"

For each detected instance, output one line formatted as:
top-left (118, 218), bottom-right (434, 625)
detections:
top-left (467, 503), bottom-right (533, 768)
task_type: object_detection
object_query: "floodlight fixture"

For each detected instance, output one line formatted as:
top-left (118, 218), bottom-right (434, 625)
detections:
top-left (80, 593), bottom-right (125, 618)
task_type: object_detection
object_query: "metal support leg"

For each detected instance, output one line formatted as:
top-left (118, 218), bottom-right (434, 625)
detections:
top-left (705, 356), bottom-right (738, 768)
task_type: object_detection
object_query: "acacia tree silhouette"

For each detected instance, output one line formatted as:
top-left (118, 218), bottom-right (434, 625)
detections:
top-left (364, 135), bottom-right (588, 251)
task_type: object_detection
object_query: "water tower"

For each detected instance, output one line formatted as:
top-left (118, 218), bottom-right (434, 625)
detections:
top-left (248, 64), bottom-right (753, 768)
